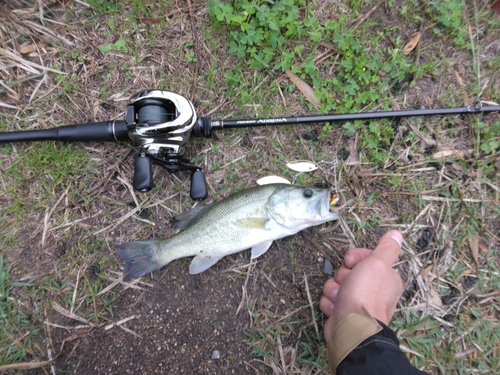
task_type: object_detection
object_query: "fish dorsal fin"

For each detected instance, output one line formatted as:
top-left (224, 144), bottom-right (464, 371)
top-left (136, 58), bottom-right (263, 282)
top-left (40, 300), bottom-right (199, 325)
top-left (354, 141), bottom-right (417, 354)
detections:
top-left (250, 240), bottom-right (273, 259)
top-left (235, 218), bottom-right (269, 230)
top-left (171, 203), bottom-right (213, 230)
top-left (189, 254), bottom-right (223, 274)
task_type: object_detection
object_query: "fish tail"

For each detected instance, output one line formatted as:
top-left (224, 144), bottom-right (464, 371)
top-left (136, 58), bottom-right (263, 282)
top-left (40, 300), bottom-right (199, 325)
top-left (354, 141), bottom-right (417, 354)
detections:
top-left (115, 240), bottom-right (163, 281)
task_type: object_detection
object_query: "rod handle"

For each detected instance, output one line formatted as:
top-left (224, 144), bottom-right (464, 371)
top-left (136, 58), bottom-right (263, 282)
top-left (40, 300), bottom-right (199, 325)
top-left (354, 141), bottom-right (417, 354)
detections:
top-left (0, 121), bottom-right (129, 144)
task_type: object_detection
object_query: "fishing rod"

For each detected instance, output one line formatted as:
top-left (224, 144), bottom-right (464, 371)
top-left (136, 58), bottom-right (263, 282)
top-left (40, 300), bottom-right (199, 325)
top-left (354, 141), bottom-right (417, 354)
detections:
top-left (1, 89), bottom-right (499, 200)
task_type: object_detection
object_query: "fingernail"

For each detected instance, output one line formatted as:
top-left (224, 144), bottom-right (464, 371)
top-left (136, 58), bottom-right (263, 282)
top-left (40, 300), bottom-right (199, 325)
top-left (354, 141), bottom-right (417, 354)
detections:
top-left (390, 233), bottom-right (403, 248)
top-left (344, 253), bottom-right (353, 265)
top-left (331, 289), bottom-right (338, 300)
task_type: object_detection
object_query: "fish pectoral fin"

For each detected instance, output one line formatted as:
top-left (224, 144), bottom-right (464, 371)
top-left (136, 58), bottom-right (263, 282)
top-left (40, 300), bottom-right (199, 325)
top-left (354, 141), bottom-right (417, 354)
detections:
top-left (250, 240), bottom-right (274, 259)
top-left (189, 254), bottom-right (224, 274)
top-left (235, 218), bottom-right (269, 230)
top-left (171, 203), bottom-right (213, 230)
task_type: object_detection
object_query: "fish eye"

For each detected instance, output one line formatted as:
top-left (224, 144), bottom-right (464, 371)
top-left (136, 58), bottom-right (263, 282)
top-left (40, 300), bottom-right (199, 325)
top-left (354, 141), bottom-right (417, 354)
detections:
top-left (303, 189), bottom-right (313, 198)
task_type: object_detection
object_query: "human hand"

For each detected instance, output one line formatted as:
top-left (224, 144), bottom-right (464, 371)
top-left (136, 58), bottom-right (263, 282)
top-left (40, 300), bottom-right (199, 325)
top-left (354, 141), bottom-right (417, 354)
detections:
top-left (320, 230), bottom-right (404, 340)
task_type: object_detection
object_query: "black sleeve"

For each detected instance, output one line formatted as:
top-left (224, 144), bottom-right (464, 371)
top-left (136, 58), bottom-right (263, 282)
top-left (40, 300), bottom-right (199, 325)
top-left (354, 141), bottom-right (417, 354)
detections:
top-left (337, 320), bottom-right (428, 375)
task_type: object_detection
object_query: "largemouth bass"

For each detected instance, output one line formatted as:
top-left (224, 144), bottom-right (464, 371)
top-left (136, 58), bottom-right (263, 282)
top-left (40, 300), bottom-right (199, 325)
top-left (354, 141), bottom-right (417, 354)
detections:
top-left (115, 184), bottom-right (341, 281)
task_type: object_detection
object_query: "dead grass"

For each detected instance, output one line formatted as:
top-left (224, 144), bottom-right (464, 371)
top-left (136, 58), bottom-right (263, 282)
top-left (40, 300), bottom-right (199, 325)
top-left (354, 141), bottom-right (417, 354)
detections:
top-left (1, 1), bottom-right (499, 374)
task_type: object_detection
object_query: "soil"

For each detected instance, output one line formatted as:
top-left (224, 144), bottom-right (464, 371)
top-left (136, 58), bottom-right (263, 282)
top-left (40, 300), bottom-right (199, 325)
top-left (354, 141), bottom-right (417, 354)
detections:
top-left (47, 232), bottom-right (339, 375)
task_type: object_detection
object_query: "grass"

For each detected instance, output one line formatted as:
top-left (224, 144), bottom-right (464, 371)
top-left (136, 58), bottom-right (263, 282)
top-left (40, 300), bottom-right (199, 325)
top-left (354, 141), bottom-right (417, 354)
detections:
top-left (0, 254), bottom-right (38, 368)
top-left (0, 0), bottom-right (499, 374)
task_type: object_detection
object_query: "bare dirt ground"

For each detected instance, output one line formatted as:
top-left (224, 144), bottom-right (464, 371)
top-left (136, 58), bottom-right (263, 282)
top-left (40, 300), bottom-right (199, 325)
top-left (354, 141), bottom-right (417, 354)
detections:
top-left (1, 1), bottom-right (499, 375)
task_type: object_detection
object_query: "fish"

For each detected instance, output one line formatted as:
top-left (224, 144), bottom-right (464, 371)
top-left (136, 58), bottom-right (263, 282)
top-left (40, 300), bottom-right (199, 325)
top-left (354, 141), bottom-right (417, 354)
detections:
top-left (115, 184), bottom-right (341, 281)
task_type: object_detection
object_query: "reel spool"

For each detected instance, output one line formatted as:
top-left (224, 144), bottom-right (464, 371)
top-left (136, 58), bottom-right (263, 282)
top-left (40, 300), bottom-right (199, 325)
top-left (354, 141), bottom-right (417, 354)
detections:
top-left (125, 90), bottom-right (207, 200)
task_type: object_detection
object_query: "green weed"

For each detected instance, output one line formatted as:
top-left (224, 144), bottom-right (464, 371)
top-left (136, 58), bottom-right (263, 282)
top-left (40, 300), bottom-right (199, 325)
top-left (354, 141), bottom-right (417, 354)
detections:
top-left (428, 0), bottom-right (469, 49)
top-left (209, 0), bottom-right (310, 70)
top-left (0, 254), bottom-right (38, 367)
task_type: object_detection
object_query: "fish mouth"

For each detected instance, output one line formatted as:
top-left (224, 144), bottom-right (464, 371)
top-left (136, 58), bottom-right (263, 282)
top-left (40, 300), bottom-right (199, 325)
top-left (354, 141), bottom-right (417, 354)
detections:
top-left (320, 189), bottom-right (338, 217)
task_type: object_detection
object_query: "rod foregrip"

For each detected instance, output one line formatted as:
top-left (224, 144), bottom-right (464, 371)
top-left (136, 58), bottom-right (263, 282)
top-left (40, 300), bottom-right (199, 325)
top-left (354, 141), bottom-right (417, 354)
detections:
top-left (0, 120), bottom-right (129, 144)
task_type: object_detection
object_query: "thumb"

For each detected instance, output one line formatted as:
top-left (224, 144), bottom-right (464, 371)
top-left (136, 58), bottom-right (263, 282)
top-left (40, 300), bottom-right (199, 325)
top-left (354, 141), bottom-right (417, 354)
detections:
top-left (371, 230), bottom-right (403, 265)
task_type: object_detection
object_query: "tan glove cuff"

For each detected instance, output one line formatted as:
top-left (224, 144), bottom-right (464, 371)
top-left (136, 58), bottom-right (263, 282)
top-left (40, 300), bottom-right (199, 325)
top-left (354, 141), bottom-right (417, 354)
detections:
top-left (326, 306), bottom-right (383, 374)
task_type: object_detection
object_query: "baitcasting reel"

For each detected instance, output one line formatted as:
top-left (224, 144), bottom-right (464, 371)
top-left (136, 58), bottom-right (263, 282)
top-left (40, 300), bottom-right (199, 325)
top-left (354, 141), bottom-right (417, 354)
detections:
top-left (124, 90), bottom-right (206, 199)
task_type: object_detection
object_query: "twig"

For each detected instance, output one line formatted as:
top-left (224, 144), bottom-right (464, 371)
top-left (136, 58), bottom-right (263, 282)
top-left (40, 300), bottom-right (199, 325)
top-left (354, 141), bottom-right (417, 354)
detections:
top-left (97, 274), bottom-right (146, 295)
top-left (43, 321), bottom-right (89, 331)
top-left (42, 189), bottom-right (67, 247)
top-left (74, 0), bottom-right (91, 8)
top-left (117, 176), bottom-right (140, 211)
top-left (104, 315), bottom-right (137, 330)
top-left (0, 360), bottom-right (53, 371)
top-left (29, 73), bottom-right (47, 103)
top-left (0, 47), bottom-right (67, 74)
top-left (93, 205), bottom-right (141, 235)
top-left (47, 348), bottom-right (56, 375)
top-left (236, 262), bottom-right (253, 316)
top-left (70, 269), bottom-right (80, 315)
top-left (104, 316), bottom-right (141, 337)
top-left (351, 3), bottom-right (380, 31)
top-left (276, 81), bottom-right (286, 107)
top-left (303, 273), bottom-right (319, 337)
top-left (51, 302), bottom-right (95, 327)
top-left (276, 335), bottom-right (287, 374)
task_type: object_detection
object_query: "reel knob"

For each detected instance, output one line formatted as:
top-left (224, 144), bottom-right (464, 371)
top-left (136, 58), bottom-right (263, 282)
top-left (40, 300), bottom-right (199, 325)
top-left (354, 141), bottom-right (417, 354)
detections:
top-left (133, 153), bottom-right (154, 192)
top-left (190, 169), bottom-right (207, 200)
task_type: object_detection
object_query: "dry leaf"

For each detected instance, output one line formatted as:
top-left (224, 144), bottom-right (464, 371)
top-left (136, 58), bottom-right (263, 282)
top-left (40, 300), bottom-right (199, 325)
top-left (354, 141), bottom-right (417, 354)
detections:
top-left (18, 42), bottom-right (46, 54)
top-left (451, 68), bottom-right (470, 106)
top-left (432, 149), bottom-right (473, 159)
top-left (419, 264), bottom-right (433, 278)
top-left (286, 161), bottom-right (318, 172)
top-left (348, 138), bottom-right (358, 163)
top-left (467, 236), bottom-right (479, 269)
top-left (285, 70), bottom-right (320, 107)
top-left (93, 100), bottom-right (100, 119)
top-left (429, 287), bottom-right (443, 307)
top-left (403, 32), bottom-right (421, 55)
top-left (7, 92), bottom-right (21, 102)
top-left (139, 17), bottom-right (161, 24)
top-left (256, 176), bottom-right (291, 185)
top-left (19, 44), bottom-right (36, 54)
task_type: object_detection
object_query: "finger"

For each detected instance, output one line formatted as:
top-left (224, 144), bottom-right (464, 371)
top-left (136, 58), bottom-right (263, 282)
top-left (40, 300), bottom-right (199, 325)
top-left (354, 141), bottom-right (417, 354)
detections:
top-left (319, 295), bottom-right (335, 317)
top-left (334, 265), bottom-right (351, 285)
top-left (324, 317), bottom-right (336, 342)
top-left (371, 230), bottom-right (403, 265)
top-left (343, 248), bottom-right (373, 269)
top-left (322, 278), bottom-right (340, 302)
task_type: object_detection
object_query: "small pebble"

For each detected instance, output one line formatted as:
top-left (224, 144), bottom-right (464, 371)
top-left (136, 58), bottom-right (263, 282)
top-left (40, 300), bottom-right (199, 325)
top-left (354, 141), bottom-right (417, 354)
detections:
top-left (323, 258), bottom-right (333, 276)
top-left (212, 350), bottom-right (221, 360)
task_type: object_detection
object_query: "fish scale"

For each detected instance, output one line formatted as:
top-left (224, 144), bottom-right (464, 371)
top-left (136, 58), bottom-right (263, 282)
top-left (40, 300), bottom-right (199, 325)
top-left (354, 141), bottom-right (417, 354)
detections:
top-left (158, 185), bottom-right (276, 259)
